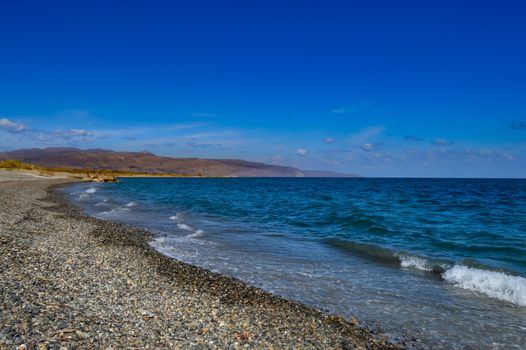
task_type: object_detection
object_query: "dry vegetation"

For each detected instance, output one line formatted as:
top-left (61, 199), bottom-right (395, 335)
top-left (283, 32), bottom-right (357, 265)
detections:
top-left (0, 159), bottom-right (200, 180)
top-left (0, 148), bottom-right (304, 177)
top-left (0, 159), bottom-right (35, 170)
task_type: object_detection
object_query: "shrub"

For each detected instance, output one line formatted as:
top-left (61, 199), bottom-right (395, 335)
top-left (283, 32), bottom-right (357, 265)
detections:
top-left (0, 159), bottom-right (35, 170)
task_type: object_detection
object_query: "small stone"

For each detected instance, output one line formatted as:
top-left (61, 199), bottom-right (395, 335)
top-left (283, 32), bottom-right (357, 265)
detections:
top-left (75, 330), bottom-right (88, 338)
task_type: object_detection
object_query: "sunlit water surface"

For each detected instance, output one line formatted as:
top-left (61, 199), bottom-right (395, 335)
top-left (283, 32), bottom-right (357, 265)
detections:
top-left (63, 178), bottom-right (526, 349)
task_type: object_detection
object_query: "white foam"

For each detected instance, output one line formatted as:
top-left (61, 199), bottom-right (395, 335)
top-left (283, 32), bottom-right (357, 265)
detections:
top-left (169, 215), bottom-right (177, 220)
top-left (85, 187), bottom-right (97, 194)
top-left (184, 230), bottom-right (205, 239)
top-left (94, 199), bottom-right (109, 207)
top-left (185, 229), bottom-right (205, 238)
top-left (399, 255), bottom-right (433, 272)
top-left (177, 223), bottom-right (193, 231)
top-left (96, 206), bottom-right (130, 217)
top-left (155, 236), bottom-right (167, 243)
top-left (443, 265), bottom-right (526, 307)
top-left (125, 201), bottom-right (137, 207)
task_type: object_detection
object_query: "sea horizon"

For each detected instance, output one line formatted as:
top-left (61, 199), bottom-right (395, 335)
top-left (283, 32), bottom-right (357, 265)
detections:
top-left (2, 1), bottom-right (526, 348)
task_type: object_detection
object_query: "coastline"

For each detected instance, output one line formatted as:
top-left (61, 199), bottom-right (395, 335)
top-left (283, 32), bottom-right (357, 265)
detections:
top-left (0, 171), bottom-right (400, 349)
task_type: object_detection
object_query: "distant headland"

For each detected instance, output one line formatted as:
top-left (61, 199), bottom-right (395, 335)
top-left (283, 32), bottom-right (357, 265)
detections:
top-left (0, 147), bottom-right (360, 179)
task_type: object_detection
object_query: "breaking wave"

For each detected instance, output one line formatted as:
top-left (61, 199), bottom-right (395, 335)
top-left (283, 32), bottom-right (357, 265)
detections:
top-left (399, 254), bottom-right (434, 272)
top-left (443, 265), bottom-right (526, 307)
top-left (85, 187), bottom-right (97, 194)
top-left (168, 214), bottom-right (206, 239)
top-left (326, 238), bottom-right (526, 306)
top-left (169, 213), bottom-right (184, 221)
top-left (95, 206), bottom-right (131, 218)
top-left (185, 229), bottom-right (205, 239)
top-left (177, 223), bottom-right (193, 231)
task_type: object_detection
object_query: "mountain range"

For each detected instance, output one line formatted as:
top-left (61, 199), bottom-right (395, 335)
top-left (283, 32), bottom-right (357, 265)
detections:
top-left (0, 148), bottom-right (360, 178)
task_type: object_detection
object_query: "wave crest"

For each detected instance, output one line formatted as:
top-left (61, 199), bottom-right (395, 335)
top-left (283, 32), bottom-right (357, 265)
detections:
top-left (326, 238), bottom-right (526, 306)
top-left (399, 255), bottom-right (434, 272)
top-left (177, 223), bottom-right (193, 231)
top-left (443, 265), bottom-right (526, 307)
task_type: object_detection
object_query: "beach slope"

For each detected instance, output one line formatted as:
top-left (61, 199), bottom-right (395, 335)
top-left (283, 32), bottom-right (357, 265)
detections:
top-left (0, 171), bottom-right (397, 349)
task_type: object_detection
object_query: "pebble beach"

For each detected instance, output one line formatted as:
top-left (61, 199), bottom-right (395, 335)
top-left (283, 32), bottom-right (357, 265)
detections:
top-left (0, 171), bottom-right (399, 350)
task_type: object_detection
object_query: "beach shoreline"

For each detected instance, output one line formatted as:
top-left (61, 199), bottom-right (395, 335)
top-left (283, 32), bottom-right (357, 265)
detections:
top-left (0, 171), bottom-right (400, 349)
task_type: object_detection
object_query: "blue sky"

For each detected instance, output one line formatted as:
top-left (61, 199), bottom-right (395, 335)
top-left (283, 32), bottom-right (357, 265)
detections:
top-left (1, 0), bottom-right (525, 177)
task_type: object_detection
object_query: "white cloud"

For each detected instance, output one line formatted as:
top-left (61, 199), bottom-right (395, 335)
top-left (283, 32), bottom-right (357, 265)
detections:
top-left (432, 138), bottom-right (452, 146)
top-left (67, 129), bottom-right (93, 137)
top-left (52, 128), bottom-right (95, 141)
top-left (186, 138), bottom-right (214, 148)
top-left (166, 122), bottom-right (207, 131)
top-left (323, 137), bottom-right (335, 144)
top-left (0, 118), bottom-right (26, 133)
top-left (296, 148), bottom-right (308, 157)
top-left (360, 143), bottom-right (375, 152)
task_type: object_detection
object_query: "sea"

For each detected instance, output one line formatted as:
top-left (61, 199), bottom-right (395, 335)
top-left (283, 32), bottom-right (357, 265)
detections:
top-left (62, 177), bottom-right (526, 349)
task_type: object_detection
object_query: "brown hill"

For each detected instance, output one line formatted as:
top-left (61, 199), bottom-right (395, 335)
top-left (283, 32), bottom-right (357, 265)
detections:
top-left (0, 148), bottom-right (304, 177)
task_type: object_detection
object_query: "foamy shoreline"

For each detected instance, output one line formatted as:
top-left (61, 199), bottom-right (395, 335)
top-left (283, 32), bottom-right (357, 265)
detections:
top-left (0, 171), bottom-right (399, 349)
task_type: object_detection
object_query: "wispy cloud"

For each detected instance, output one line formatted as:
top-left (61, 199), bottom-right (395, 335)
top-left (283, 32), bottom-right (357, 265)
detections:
top-left (56, 109), bottom-right (92, 120)
top-left (360, 143), bottom-right (381, 152)
top-left (63, 129), bottom-right (93, 137)
top-left (331, 101), bottom-right (371, 114)
top-left (323, 137), bottom-right (335, 144)
top-left (165, 122), bottom-right (207, 131)
top-left (404, 147), bottom-right (516, 163)
top-left (0, 118), bottom-right (26, 133)
top-left (404, 135), bottom-right (423, 142)
top-left (31, 128), bottom-right (98, 144)
top-left (0, 114), bottom-right (203, 150)
top-left (349, 125), bottom-right (386, 145)
top-left (432, 138), bottom-right (453, 146)
top-left (269, 155), bottom-right (285, 165)
top-left (191, 112), bottom-right (221, 118)
top-left (186, 139), bottom-right (214, 148)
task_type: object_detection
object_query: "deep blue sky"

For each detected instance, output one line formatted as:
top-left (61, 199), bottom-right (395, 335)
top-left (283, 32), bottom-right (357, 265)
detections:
top-left (1, 0), bottom-right (525, 177)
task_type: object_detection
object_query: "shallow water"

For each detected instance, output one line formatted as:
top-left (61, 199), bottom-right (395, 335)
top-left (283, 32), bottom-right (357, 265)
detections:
top-left (63, 178), bottom-right (526, 349)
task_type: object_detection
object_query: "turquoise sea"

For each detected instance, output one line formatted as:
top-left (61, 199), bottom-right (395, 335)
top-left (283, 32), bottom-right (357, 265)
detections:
top-left (64, 178), bottom-right (526, 349)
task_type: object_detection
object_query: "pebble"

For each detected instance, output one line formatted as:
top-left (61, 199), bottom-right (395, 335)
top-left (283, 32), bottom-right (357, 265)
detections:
top-left (0, 172), bottom-right (402, 349)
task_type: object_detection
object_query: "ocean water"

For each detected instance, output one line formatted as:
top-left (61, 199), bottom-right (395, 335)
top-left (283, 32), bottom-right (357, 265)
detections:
top-left (63, 178), bottom-right (526, 349)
